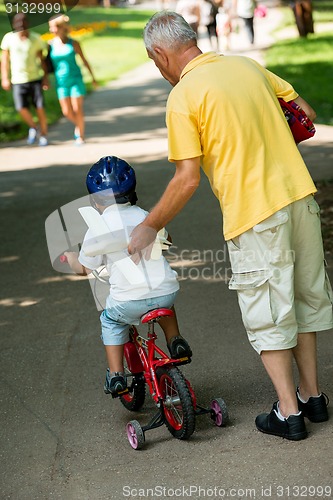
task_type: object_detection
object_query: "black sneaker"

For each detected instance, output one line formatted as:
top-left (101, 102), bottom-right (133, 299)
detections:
top-left (296, 388), bottom-right (329, 422)
top-left (255, 402), bottom-right (308, 441)
top-left (167, 336), bottom-right (192, 359)
top-left (104, 369), bottom-right (127, 395)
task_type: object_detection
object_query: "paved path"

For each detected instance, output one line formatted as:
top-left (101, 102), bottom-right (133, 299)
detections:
top-left (1, 5), bottom-right (333, 500)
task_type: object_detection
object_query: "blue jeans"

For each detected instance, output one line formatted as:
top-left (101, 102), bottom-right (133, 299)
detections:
top-left (100, 291), bottom-right (179, 345)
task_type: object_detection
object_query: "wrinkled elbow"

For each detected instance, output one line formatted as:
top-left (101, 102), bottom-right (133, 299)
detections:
top-left (184, 177), bottom-right (200, 195)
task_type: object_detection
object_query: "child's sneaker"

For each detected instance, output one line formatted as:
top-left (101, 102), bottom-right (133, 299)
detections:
top-left (104, 369), bottom-right (127, 395)
top-left (27, 127), bottom-right (37, 145)
top-left (167, 336), bottom-right (192, 359)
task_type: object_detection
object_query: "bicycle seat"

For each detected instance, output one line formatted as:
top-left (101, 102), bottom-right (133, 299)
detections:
top-left (140, 308), bottom-right (174, 324)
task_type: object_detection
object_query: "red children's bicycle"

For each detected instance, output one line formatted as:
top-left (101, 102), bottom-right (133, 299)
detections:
top-left (118, 307), bottom-right (229, 450)
top-left (60, 258), bottom-right (229, 449)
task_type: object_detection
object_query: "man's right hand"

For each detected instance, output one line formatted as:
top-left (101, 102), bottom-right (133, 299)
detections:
top-left (128, 223), bottom-right (158, 263)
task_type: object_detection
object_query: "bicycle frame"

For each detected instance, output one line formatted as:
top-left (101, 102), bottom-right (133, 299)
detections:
top-left (57, 263), bottom-right (228, 448)
top-left (124, 316), bottom-right (191, 406)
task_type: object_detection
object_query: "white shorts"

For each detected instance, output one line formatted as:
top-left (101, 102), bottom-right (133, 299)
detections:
top-left (227, 196), bottom-right (333, 354)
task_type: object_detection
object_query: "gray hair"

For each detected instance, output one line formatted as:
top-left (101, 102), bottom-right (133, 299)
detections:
top-left (143, 11), bottom-right (197, 53)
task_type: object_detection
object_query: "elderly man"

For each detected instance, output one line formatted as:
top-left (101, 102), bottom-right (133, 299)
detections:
top-left (129, 11), bottom-right (333, 440)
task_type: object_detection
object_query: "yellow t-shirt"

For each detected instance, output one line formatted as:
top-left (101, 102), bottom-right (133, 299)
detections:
top-left (166, 52), bottom-right (316, 240)
top-left (0, 31), bottom-right (45, 84)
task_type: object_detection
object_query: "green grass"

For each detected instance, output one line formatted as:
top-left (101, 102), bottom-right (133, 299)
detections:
top-left (0, 6), bottom-right (154, 142)
top-left (266, 1), bottom-right (333, 125)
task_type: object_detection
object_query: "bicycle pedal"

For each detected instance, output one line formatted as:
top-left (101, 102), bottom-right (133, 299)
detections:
top-left (173, 356), bottom-right (192, 366)
top-left (111, 387), bottom-right (129, 399)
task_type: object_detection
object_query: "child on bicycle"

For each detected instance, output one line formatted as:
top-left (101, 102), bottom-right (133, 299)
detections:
top-left (64, 155), bottom-right (192, 396)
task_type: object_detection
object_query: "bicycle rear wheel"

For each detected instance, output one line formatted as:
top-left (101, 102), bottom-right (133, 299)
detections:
top-left (120, 372), bottom-right (146, 411)
top-left (157, 366), bottom-right (195, 440)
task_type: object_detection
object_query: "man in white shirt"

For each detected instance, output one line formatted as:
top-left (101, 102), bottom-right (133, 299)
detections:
top-left (1, 13), bottom-right (49, 145)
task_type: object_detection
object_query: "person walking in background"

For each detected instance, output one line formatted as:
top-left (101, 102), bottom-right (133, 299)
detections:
top-left (233, 0), bottom-right (257, 44)
top-left (290, 0), bottom-right (314, 37)
top-left (216, 0), bottom-right (233, 50)
top-left (176, 0), bottom-right (201, 34)
top-left (48, 15), bottom-right (97, 145)
top-left (129, 11), bottom-right (333, 441)
top-left (200, 0), bottom-right (219, 50)
top-left (1, 13), bottom-right (49, 146)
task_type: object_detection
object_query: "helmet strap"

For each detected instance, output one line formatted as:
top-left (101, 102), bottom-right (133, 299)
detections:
top-left (89, 191), bottom-right (137, 210)
top-left (128, 191), bottom-right (138, 205)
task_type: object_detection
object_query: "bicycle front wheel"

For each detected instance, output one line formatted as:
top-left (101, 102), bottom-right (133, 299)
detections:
top-left (157, 366), bottom-right (195, 440)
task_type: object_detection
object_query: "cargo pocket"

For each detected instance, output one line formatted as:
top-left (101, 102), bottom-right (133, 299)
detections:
top-left (253, 209), bottom-right (289, 234)
top-left (307, 197), bottom-right (321, 218)
top-left (229, 270), bottom-right (275, 332)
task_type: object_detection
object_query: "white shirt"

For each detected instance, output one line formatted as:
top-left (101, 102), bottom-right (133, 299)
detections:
top-left (78, 203), bottom-right (179, 302)
top-left (0, 31), bottom-right (45, 84)
top-left (236, 0), bottom-right (256, 18)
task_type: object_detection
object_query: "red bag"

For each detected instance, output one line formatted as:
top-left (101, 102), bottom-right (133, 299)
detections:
top-left (278, 98), bottom-right (316, 144)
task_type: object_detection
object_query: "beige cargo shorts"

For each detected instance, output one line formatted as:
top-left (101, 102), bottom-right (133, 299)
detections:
top-left (227, 195), bottom-right (333, 354)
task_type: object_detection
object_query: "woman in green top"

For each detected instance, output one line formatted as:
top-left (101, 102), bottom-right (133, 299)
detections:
top-left (48, 15), bottom-right (97, 145)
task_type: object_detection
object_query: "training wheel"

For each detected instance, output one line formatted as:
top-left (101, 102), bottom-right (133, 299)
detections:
top-left (126, 420), bottom-right (145, 450)
top-left (210, 398), bottom-right (229, 427)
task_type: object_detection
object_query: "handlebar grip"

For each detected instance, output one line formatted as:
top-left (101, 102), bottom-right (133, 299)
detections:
top-left (60, 255), bottom-right (68, 263)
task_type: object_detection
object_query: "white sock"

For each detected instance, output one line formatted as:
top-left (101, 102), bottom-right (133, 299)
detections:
top-left (275, 401), bottom-right (302, 421)
top-left (274, 403), bottom-right (285, 421)
top-left (297, 392), bottom-right (308, 403)
top-left (297, 387), bottom-right (321, 403)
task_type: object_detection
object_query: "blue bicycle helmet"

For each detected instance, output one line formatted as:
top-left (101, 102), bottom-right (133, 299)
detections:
top-left (86, 156), bottom-right (137, 206)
